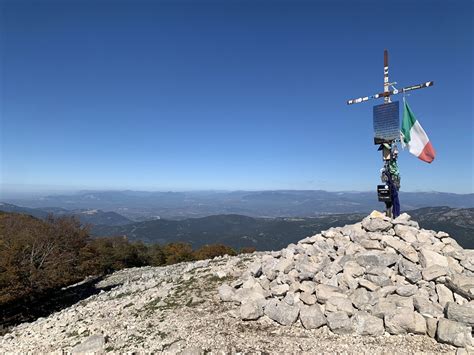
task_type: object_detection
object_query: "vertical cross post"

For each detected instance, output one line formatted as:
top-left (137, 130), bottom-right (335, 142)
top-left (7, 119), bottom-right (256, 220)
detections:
top-left (384, 50), bottom-right (390, 104)
top-left (383, 50), bottom-right (392, 217)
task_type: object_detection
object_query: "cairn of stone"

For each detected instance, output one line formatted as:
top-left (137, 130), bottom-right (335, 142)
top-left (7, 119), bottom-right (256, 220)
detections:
top-left (219, 212), bottom-right (474, 350)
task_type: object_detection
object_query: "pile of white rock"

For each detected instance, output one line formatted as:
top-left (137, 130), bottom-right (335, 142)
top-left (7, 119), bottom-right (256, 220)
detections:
top-left (219, 212), bottom-right (474, 351)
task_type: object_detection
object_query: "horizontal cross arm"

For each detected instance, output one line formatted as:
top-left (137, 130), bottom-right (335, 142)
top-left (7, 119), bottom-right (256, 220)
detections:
top-left (347, 81), bottom-right (434, 105)
top-left (347, 93), bottom-right (385, 105)
top-left (398, 81), bottom-right (434, 94)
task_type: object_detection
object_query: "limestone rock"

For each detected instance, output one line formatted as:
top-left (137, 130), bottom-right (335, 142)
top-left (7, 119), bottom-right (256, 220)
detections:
top-left (396, 285), bottom-right (418, 297)
top-left (275, 258), bottom-right (294, 274)
top-left (392, 213), bottom-right (411, 225)
top-left (295, 260), bottom-right (321, 280)
top-left (382, 235), bottom-right (418, 263)
top-left (315, 284), bottom-right (346, 303)
top-left (446, 302), bottom-right (474, 325)
top-left (240, 300), bottom-right (264, 320)
top-left (436, 284), bottom-right (454, 308)
top-left (366, 274), bottom-right (392, 287)
top-left (270, 283), bottom-right (289, 296)
top-left (351, 288), bottom-right (377, 311)
top-left (372, 299), bottom-right (397, 319)
top-left (264, 299), bottom-right (299, 326)
top-left (352, 311), bottom-right (384, 336)
top-left (218, 284), bottom-right (235, 302)
top-left (394, 224), bottom-right (418, 243)
top-left (299, 291), bottom-right (317, 305)
top-left (326, 311), bottom-right (353, 334)
top-left (426, 317), bottom-right (438, 338)
top-left (343, 261), bottom-right (365, 277)
top-left (326, 297), bottom-right (355, 316)
top-left (356, 251), bottom-right (399, 269)
top-left (446, 274), bottom-right (474, 301)
top-left (180, 346), bottom-right (205, 355)
top-left (398, 258), bottom-right (422, 283)
top-left (360, 239), bottom-right (382, 250)
top-left (299, 280), bottom-right (316, 294)
top-left (422, 265), bottom-right (448, 281)
top-left (358, 279), bottom-right (379, 292)
top-left (437, 318), bottom-right (473, 348)
top-left (386, 294), bottom-right (414, 310)
top-left (262, 257), bottom-right (279, 280)
top-left (413, 296), bottom-right (444, 318)
top-left (419, 249), bottom-right (449, 268)
top-left (362, 218), bottom-right (392, 232)
top-left (233, 287), bottom-right (265, 304)
top-left (299, 304), bottom-right (326, 329)
top-left (248, 261), bottom-right (262, 277)
top-left (460, 254), bottom-right (474, 272)
top-left (71, 334), bottom-right (106, 354)
top-left (385, 311), bottom-right (426, 335)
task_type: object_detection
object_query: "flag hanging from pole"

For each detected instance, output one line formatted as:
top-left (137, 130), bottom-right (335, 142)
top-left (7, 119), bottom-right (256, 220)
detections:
top-left (401, 99), bottom-right (436, 163)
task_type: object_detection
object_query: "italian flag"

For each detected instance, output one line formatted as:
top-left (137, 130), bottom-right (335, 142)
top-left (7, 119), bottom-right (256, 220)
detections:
top-left (401, 99), bottom-right (436, 163)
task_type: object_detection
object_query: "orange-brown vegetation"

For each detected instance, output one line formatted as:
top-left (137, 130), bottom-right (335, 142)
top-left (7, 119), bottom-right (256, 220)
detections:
top-left (0, 212), bottom-right (251, 306)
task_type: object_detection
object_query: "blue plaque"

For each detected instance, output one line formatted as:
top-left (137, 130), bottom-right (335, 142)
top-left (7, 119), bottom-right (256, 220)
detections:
top-left (373, 101), bottom-right (400, 144)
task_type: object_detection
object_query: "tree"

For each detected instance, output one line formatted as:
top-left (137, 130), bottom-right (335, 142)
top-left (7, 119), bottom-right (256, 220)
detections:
top-left (163, 242), bottom-right (194, 265)
top-left (0, 213), bottom-right (89, 304)
top-left (239, 246), bottom-right (256, 254)
top-left (194, 244), bottom-right (236, 260)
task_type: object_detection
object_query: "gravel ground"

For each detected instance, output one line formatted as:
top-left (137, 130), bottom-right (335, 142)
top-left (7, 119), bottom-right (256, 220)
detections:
top-left (0, 252), bottom-right (457, 354)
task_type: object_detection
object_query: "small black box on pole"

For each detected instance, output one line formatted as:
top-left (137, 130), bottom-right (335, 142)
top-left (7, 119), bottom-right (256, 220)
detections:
top-left (377, 184), bottom-right (392, 202)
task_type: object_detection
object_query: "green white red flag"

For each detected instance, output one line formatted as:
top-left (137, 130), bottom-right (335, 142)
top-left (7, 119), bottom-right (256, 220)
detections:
top-left (401, 99), bottom-right (435, 163)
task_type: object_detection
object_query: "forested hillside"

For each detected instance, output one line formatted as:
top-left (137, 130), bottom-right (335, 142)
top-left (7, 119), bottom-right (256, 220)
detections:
top-left (92, 207), bottom-right (474, 249)
top-left (0, 212), bottom-right (249, 309)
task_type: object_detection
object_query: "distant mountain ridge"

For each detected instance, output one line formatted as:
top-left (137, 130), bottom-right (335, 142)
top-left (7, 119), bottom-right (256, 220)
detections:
top-left (91, 213), bottom-right (365, 251)
top-left (91, 207), bottom-right (474, 250)
top-left (5, 190), bottom-right (473, 220)
top-left (2, 201), bottom-right (472, 250)
top-left (0, 203), bottom-right (132, 226)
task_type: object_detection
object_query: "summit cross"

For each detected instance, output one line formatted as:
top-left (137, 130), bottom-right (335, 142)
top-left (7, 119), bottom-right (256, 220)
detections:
top-left (346, 50), bottom-right (434, 106)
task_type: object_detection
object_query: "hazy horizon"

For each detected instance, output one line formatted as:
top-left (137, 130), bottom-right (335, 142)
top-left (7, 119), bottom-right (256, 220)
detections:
top-left (1, 184), bottom-right (472, 201)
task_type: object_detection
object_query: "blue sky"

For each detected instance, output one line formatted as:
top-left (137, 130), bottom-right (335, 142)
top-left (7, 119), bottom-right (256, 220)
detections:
top-left (1, 0), bottom-right (472, 195)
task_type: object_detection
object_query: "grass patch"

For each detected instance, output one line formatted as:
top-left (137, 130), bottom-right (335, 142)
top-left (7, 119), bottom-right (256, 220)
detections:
top-left (201, 273), bottom-right (235, 291)
top-left (156, 330), bottom-right (168, 339)
top-left (66, 330), bottom-right (79, 338)
top-left (128, 334), bottom-right (145, 343)
top-left (144, 297), bottom-right (162, 310)
top-left (143, 295), bottom-right (181, 312)
top-left (113, 290), bottom-right (137, 299)
top-left (158, 298), bottom-right (181, 310)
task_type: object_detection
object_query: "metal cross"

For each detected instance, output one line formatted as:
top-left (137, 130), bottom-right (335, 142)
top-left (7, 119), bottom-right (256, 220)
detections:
top-left (345, 50), bottom-right (434, 218)
top-left (346, 50), bottom-right (434, 105)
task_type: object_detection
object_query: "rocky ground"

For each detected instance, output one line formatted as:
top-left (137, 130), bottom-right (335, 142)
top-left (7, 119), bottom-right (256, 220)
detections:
top-left (0, 212), bottom-right (472, 354)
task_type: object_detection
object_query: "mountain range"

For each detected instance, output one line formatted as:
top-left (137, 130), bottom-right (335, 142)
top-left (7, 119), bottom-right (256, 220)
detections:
top-left (0, 203), bottom-right (132, 226)
top-left (4, 190), bottom-right (473, 220)
top-left (90, 207), bottom-right (474, 250)
top-left (2, 196), bottom-right (473, 250)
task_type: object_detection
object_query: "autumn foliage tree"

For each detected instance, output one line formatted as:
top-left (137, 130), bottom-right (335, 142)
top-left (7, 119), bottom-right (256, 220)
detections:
top-left (0, 213), bottom-right (89, 304)
top-left (193, 244), bottom-right (236, 260)
top-left (0, 212), bottom-right (257, 306)
top-left (162, 242), bottom-right (194, 265)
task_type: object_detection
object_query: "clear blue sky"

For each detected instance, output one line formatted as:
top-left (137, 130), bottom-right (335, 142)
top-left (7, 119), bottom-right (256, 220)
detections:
top-left (1, 0), bottom-right (472, 195)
